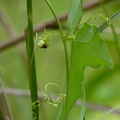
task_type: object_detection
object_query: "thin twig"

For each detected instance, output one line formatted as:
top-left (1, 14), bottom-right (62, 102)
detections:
top-left (0, 0), bottom-right (111, 52)
top-left (0, 88), bottom-right (119, 115)
top-left (0, 8), bottom-right (15, 37)
top-left (0, 81), bottom-right (13, 120)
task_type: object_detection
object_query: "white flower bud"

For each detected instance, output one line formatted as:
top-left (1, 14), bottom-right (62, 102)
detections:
top-left (37, 40), bottom-right (45, 48)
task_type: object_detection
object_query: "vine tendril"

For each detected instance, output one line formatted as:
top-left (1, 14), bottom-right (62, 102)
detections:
top-left (42, 83), bottom-right (66, 107)
top-left (65, 14), bottom-right (111, 40)
top-left (32, 100), bottom-right (40, 120)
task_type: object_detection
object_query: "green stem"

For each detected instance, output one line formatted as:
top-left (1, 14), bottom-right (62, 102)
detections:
top-left (26, 0), bottom-right (39, 120)
top-left (44, 1), bottom-right (70, 119)
top-left (44, 0), bottom-right (64, 40)
top-left (44, 0), bottom-right (69, 71)
top-left (44, 0), bottom-right (69, 92)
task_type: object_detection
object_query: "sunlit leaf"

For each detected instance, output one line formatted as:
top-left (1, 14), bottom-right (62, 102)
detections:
top-left (58, 23), bottom-right (113, 120)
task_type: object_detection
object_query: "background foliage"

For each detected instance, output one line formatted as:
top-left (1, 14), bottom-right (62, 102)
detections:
top-left (0, 0), bottom-right (120, 120)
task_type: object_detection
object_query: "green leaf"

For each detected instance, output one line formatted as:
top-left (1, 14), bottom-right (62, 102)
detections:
top-left (67, 0), bottom-right (83, 33)
top-left (74, 23), bottom-right (113, 69)
top-left (58, 23), bottom-right (113, 120)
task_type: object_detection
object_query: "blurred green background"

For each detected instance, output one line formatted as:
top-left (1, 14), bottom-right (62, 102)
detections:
top-left (0, 0), bottom-right (120, 120)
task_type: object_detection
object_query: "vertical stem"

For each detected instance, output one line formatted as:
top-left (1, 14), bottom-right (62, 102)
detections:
top-left (44, 0), bottom-right (69, 97)
top-left (44, 1), bottom-right (70, 119)
top-left (44, 0), bottom-right (64, 40)
top-left (26, 0), bottom-right (39, 120)
top-left (44, 0), bottom-right (69, 86)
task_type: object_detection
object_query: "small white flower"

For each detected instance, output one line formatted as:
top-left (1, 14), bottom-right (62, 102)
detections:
top-left (37, 40), bottom-right (45, 48)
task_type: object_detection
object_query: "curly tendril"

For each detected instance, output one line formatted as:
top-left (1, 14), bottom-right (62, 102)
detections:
top-left (41, 83), bottom-right (66, 107)
top-left (32, 100), bottom-right (40, 120)
top-left (88, 14), bottom-right (111, 25)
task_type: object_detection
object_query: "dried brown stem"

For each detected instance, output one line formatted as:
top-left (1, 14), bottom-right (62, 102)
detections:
top-left (0, 0), bottom-right (111, 52)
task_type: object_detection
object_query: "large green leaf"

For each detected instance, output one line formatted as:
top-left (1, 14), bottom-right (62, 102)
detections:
top-left (58, 23), bottom-right (113, 120)
top-left (67, 0), bottom-right (83, 33)
top-left (67, 23), bottom-right (113, 115)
